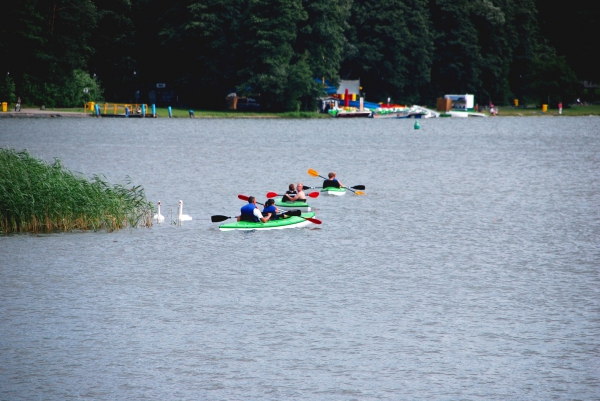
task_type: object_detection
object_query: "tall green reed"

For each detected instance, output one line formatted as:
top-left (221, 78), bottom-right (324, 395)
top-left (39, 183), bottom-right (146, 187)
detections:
top-left (0, 148), bottom-right (153, 234)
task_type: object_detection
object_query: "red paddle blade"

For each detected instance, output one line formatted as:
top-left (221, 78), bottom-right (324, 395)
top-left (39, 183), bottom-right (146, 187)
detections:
top-left (238, 194), bottom-right (249, 201)
top-left (266, 192), bottom-right (279, 198)
top-left (307, 191), bottom-right (320, 198)
top-left (304, 217), bottom-right (322, 224)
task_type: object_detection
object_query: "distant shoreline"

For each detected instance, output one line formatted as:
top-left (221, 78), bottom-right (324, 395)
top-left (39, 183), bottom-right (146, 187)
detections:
top-left (1, 106), bottom-right (599, 118)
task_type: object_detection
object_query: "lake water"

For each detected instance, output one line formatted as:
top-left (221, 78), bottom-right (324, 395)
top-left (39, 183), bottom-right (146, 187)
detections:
top-left (1, 116), bottom-right (599, 400)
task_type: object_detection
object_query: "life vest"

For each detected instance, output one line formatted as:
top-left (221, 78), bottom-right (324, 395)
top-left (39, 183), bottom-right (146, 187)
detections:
top-left (323, 179), bottom-right (340, 188)
top-left (262, 205), bottom-right (278, 220)
top-left (240, 203), bottom-right (258, 222)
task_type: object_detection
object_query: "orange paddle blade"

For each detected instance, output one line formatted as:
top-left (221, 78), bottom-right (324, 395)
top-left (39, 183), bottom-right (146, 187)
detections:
top-left (354, 190), bottom-right (365, 195)
top-left (307, 168), bottom-right (319, 177)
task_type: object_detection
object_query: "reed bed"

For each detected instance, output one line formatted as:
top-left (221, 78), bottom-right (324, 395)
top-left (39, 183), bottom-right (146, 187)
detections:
top-left (0, 148), bottom-right (153, 234)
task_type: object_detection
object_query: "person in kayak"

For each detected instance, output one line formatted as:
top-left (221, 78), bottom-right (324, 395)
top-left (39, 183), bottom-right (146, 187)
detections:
top-left (323, 172), bottom-right (344, 188)
top-left (281, 183), bottom-right (297, 202)
top-left (262, 198), bottom-right (281, 220)
top-left (284, 182), bottom-right (307, 203)
top-left (237, 196), bottom-right (270, 222)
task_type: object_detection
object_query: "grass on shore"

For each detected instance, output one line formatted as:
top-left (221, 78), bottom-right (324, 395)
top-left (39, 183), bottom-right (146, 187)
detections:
top-left (41, 105), bottom-right (330, 118)
top-left (493, 104), bottom-right (600, 117)
top-left (0, 148), bottom-right (153, 234)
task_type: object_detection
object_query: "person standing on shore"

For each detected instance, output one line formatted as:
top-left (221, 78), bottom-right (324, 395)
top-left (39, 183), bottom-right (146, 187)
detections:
top-left (15, 97), bottom-right (21, 112)
top-left (558, 102), bottom-right (563, 115)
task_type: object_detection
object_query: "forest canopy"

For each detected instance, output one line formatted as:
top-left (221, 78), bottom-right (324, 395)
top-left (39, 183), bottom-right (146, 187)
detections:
top-left (0, 0), bottom-right (596, 111)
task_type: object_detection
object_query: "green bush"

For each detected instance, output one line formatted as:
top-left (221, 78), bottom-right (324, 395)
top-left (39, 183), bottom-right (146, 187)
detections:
top-left (0, 75), bottom-right (16, 104)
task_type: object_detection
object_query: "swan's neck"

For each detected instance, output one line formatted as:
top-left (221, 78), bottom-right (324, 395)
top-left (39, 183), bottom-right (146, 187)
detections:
top-left (178, 204), bottom-right (182, 216)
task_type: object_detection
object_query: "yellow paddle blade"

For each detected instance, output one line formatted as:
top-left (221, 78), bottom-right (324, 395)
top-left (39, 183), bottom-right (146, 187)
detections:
top-left (354, 190), bottom-right (366, 195)
top-left (307, 168), bottom-right (319, 177)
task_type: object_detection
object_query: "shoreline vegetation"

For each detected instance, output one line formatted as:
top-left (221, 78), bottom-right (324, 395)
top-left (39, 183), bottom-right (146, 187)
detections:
top-left (3, 105), bottom-right (599, 118)
top-left (0, 149), bottom-right (153, 234)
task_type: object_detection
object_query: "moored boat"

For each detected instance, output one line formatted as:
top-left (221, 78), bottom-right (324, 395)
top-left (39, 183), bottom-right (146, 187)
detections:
top-left (219, 212), bottom-right (317, 231)
top-left (274, 200), bottom-right (312, 211)
top-left (320, 187), bottom-right (347, 196)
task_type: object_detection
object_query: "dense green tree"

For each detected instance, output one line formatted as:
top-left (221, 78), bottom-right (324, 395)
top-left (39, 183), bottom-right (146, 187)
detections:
top-left (167, 0), bottom-right (243, 108)
top-left (0, 0), bottom-right (47, 103)
top-left (0, 0), bottom-right (588, 109)
top-left (296, 0), bottom-right (352, 90)
top-left (236, 0), bottom-right (308, 111)
top-left (0, 0), bottom-right (98, 106)
top-left (0, 74), bottom-right (17, 104)
top-left (537, 0), bottom-right (600, 85)
top-left (341, 0), bottom-right (433, 104)
top-left (89, 0), bottom-right (136, 102)
top-left (428, 0), bottom-right (484, 100)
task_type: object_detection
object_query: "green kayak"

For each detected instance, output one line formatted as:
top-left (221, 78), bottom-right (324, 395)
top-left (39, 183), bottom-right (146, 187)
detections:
top-left (274, 200), bottom-right (311, 211)
top-left (219, 212), bottom-right (316, 231)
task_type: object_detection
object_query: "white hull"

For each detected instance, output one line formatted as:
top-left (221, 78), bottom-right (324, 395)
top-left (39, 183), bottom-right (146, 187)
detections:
top-left (219, 220), bottom-right (312, 231)
top-left (321, 190), bottom-right (346, 196)
top-left (274, 202), bottom-right (312, 212)
top-left (444, 111), bottom-right (487, 118)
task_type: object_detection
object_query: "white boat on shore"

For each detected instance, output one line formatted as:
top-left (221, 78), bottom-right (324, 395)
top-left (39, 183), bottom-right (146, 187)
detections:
top-left (369, 105), bottom-right (440, 119)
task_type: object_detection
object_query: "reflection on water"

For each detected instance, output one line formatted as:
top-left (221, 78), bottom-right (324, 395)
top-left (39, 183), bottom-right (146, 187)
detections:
top-left (1, 117), bottom-right (599, 400)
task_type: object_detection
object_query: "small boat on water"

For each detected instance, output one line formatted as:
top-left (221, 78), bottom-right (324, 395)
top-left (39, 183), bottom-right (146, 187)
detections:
top-left (274, 200), bottom-right (312, 212)
top-left (320, 187), bottom-right (346, 196)
top-left (219, 212), bottom-right (317, 231)
top-left (369, 105), bottom-right (440, 119)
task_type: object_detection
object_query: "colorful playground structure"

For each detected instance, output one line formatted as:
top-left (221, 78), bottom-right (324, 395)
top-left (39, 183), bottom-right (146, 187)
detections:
top-left (84, 102), bottom-right (158, 117)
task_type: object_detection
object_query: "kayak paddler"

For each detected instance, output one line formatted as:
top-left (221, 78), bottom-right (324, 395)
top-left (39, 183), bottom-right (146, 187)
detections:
top-left (281, 183), bottom-right (297, 202)
top-left (237, 196), bottom-right (270, 223)
top-left (323, 171), bottom-right (344, 188)
top-left (284, 182), bottom-right (307, 203)
top-left (262, 198), bottom-right (280, 220)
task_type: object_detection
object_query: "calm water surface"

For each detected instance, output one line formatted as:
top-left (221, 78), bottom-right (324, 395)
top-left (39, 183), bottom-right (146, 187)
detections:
top-left (1, 117), bottom-right (599, 400)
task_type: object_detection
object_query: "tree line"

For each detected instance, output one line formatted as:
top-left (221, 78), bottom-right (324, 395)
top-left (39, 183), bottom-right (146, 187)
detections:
top-left (0, 0), bottom-right (596, 111)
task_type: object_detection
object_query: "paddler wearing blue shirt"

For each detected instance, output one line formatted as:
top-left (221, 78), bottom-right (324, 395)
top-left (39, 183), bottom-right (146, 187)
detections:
top-left (237, 196), bottom-right (270, 222)
top-left (323, 171), bottom-right (344, 188)
top-left (262, 198), bottom-right (280, 220)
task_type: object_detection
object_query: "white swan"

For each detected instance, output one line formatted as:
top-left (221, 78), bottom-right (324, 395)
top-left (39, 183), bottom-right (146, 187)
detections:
top-left (153, 201), bottom-right (165, 222)
top-left (177, 200), bottom-right (192, 222)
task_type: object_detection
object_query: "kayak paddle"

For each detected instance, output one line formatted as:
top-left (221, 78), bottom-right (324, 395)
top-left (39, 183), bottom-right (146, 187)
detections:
top-left (303, 185), bottom-right (365, 190)
top-left (211, 215), bottom-right (235, 223)
top-left (266, 191), bottom-right (320, 199)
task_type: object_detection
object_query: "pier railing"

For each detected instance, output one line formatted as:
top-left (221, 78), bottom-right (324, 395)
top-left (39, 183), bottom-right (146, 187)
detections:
top-left (84, 102), bottom-right (150, 115)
